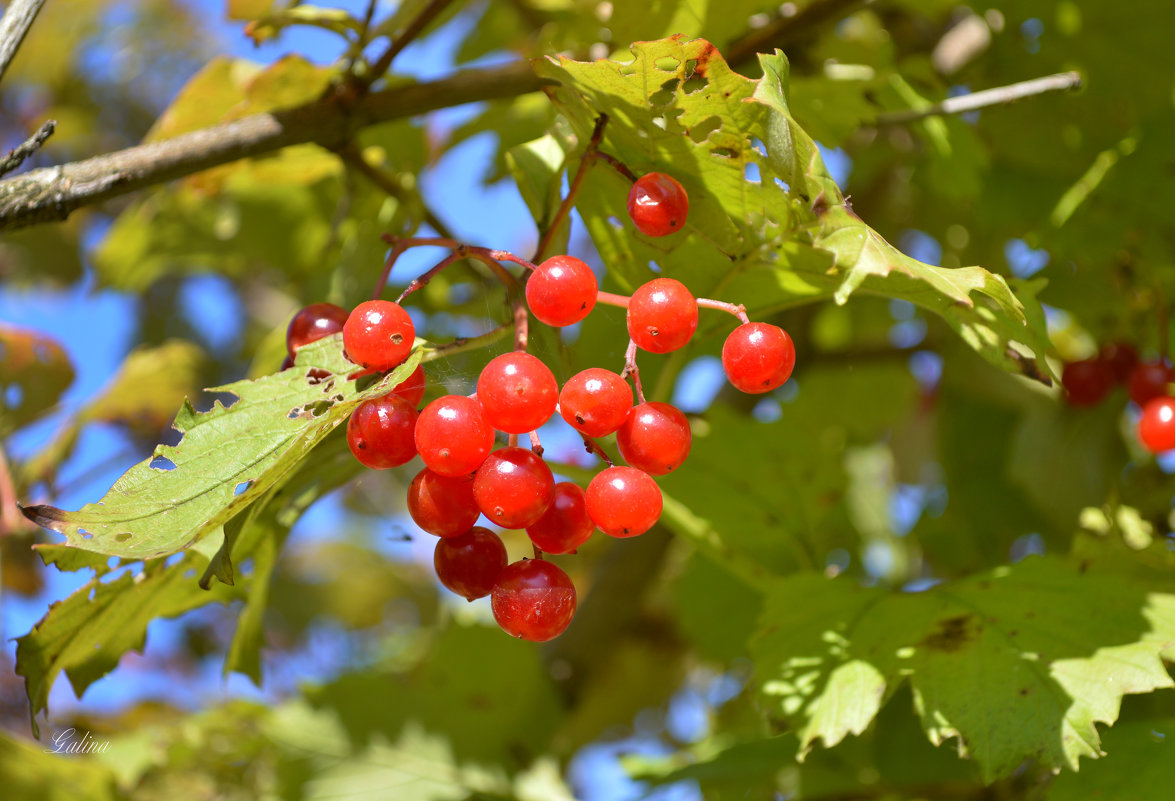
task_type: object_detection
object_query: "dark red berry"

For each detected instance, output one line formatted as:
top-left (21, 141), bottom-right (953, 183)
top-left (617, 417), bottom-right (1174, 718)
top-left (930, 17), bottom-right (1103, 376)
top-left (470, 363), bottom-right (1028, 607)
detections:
top-left (492, 559), bottom-right (577, 641)
top-left (527, 255), bottom-right (598, 327)
top-left (346, 394), bottom-right (418, 469)
top-left (627, 172), bottom-right (689, 237)
top-left (434, 526), bottom-right (508, 601)
top-left (722, 322), bottom-right (796, 394)
top-left (1062, 358), bottom-right (1115, 407)
top-left (392, 364), bottom-right (427, 407)
top-left (343, 300), bottom-right (415, 372)
top-left (287, 302), bottom-right (348, 357)
top-left (558, 368), bottom-right (633, 438)
top-left (627, 278), bottom-right (698, 354)
top-left (526, 482), bottom-right (594, 554)
top-left (617, 402), bottom-right (691, 475)
top-left (407, 467), bottom-right (480, 538)
top-left (1129, 361), bottom-right (1174, 407)
top-left (1139, 396), bottom-right (1175, 453)
top-left (477, 352), bottom-right (558, 434)
top-left (415, 395), bottom-right (495, 477)
top-left (585, 466), bottom-right (662, 538)
top-left (1099, 341), bottom-right (1139, 384)
top-left (473, 447), bottom-right (555, 529)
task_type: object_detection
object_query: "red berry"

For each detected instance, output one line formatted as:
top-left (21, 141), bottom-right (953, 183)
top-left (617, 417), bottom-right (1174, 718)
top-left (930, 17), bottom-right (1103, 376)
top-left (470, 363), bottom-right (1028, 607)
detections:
top-left (287, 302), bottom-right (348, 357)
top-left (1062, 358), bottom-right (1115, 407)
top-left (407, 467), bottom-right (480, 538)
top-left (346, 394), bottom-right (418, 469)
top-left (617, 402), bottom-right (691, 475)
top-left (627, 172), bottom-right (689, 237)
top-left (1128, 361), bottom-right (1174, 407)
top-left (585, 466), bottom-right (662, 538)
top-left (722, 322), bottom-right (796, 394)
top-left (527, 255), bottom-right (598, 327)
top-left (392, 364), bottom-right (427, 407)
top-left (492, 559), bottom-right (577, 641)
top-left (627, 278), bottom-right (698, 354)
top-left (477, 352), bottom-right (558, 434)
top-left (473, 447), bottom-right (555, 529)
top-left (1099, 341), bottom-right (1139, 384)
top-left (558, 368), bottom-right (633, 438)
top-left (1139, 396), bottom-right (1175, 453)
top-left (415, 395), bottom-right (495, 477)
top-left (343, 300), bottom-right (415, 372)
top-left (434, 526), bottom-right (508, 601)
top-left (526, 482), bottom-right (594, 554)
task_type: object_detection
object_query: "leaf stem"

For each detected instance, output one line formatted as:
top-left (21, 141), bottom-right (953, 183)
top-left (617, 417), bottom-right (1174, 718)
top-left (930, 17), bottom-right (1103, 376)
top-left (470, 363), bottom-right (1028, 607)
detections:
top-left (533, 114), bottom-right (610, 262)
top-left (620, 340), bottom-right (647, 404)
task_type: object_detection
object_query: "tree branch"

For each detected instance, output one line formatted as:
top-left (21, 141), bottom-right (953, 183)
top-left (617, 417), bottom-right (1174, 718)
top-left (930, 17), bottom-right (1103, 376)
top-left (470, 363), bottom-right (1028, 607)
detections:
top-left (0, 60), bottom-right (548, 233)
top-left (726, 0), bottom-right (870, 69)
top-left (361, 0), bottom-right (459, 90)
top-left (0, 119), bottom-right (54, 177)
top-left (0, 0), bottom-right (46, 82)
top-left (873, 71), bottom-right (1083, 126)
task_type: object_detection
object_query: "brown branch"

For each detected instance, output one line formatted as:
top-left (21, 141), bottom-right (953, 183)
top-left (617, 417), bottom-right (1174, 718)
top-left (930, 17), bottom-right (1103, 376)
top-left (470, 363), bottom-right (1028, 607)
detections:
top-left (0, 0), bottom-right (46, 82)
top-left (339, 143), bottom-right (455, 238)
top-left (0, 119), bottom-right (54, 177)
top-left (361, 0), bottom-right (459, 90)
top-left (533, 113), bottom-right (609, 262)
top-left (726, 0), bottom-right (871, 69)
top-left (0, 60), bottom-right (548, 233)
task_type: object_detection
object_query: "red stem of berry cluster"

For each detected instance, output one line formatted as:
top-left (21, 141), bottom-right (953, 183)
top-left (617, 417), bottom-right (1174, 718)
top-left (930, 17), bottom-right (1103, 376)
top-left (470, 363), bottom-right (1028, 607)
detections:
top-left (621, 339), bottom-right (647, 405)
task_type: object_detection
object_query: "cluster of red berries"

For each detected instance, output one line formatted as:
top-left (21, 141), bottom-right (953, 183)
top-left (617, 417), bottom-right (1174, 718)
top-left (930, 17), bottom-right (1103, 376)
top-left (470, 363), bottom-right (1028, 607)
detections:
top-left (1062, 342), bottom-right (1175, 453)
top-left (280, 173), bottom-right (796, 642)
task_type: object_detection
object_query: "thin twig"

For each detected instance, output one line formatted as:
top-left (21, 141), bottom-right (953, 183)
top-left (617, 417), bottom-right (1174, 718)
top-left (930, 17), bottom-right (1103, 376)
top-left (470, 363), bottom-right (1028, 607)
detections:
top-left (533, 114), bottom-right (609, 262)
top-left (621, 340), bottom-right (647, 404)
top-left (579, 435), bottom-right (614, 467)
top-left (360, 0), bottom-right (458, 91)
top-left (696, 296), bottom-right (750, 324)
top-left (419, 322), bottom-right (511, 362)
top-left (0, 119), bottom-right (54, 177)
top-left (0, 0), bottom-right (46, 82)
top-left (341, 143), bottom-right (454, 237)
top-left (528, 430), bottom-right (543, 457)
top-left (873, 71), bottom-right (1083, 126)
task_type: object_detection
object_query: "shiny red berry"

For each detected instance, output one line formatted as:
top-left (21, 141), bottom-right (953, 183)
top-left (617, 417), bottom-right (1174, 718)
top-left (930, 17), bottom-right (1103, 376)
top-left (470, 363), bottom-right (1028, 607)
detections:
top-left (586, 466), bottom-right (662, 538)
top-left (1062, 358), bottom-right (1114, 407)
top-left (617, 402), bottom-right (691, 475)
top-left (346, 394), bottom-right (418, 469)
top-left (477, 352), bottom-right (558, 434)
top-left (1128, 361), bottom-right (1174, 407)
top-left (1138, 396), bottom-right (1175, 453)
top-left (627, 278), bottom-right (698, 354)
top-left (527, 255), bottom-right (598, 327)
top-left (473, 446), bottom-right (555, 529)
top-left (558, 368), bottom-right (633, 438)
top-left (627, 172), bottom-right (689, 237)
top-left (526, 482), bottom-right (594, 554)
top-left (343, 300), bottom-right (415, 371)
top-left (434, 526), bottom-right (508, 601)
top-left (1099, 341), bottom-right (1139, 384)
top-left (287, 302), bottom-right (348, 357)
top-left (407, 467), bottom-right (480, 538)
top-left (492, 559), bottom-right (577, 641)
top-left (415, 395), bottom-right (495, 477)
top-left (722, 322), bottom-right (796, 394)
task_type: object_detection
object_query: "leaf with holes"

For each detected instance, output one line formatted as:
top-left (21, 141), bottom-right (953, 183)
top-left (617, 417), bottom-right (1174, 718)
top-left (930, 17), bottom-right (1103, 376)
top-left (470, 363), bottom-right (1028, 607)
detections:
top-left (751, 556), bottom-right (1175, 781)
top-left (20, 335), bottom-right (421, 561)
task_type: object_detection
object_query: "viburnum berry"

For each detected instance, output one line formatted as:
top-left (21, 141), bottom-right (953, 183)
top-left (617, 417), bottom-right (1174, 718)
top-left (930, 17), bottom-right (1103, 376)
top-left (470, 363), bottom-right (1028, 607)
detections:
top-left (586, 466), bottom-right (662, 538)
top-left (473, 446), bottom-right (555, 529)
top-left (477, 352), bottom-right (558, 434)
top-left (526, 482), bottom-right (594, 554)
top-left (391, 364), bottom-right (427, 407)
top-left (1099, 341), bottom-right (1139, 384)
top-left (346, 394), bottom-right (418, 469)
top-left (407, 467), bottom-right (480, 538)
top-left (617, 402), bottom-right (691, 475)
top-left (343, 299), bottom-right (415, 372)
top-left (627, 172), bottom-right (689, 237)
top-left (1062, 358), bottom-right (1114, 407)
top-left (287, 302), bottom-right (348, 357)
top-left (1128, 360), bottom-right (1173, 407)
top-left (415, 395), bottom-right (495, 477)
top-left (627, 278), bottom-right (698, 354)
top-left (492, 559), bottom-right (577, 641)
top-left (558, 368), bottom-right (633, 438)
top-left (1138, 396), bottom-right (1175, 453)
top-left (722, 322), bottom-right (796, 394)
top-left (434, 526), bottom-right (508, 601)
top-left (527, 255), bottom-right (598, 327)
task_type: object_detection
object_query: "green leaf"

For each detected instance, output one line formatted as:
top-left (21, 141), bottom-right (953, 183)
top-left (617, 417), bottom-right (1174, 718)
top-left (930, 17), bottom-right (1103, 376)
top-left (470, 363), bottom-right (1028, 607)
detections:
top-left (752, 556), bottom-right (1175, 781)
top-left (21, 337), bottom-right (421, 561)
top-left (506, 134), bottom-right (569, 235)
top-left (0, 727), bottom-right (119, 801)
top-left (1046, 719), bottom-right (1175, 801)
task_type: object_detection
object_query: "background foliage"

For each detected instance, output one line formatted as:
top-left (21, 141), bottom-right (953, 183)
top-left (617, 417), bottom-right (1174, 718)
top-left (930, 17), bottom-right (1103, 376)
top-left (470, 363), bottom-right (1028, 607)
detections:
top-left (2, 0), bottom-right (1174, 799)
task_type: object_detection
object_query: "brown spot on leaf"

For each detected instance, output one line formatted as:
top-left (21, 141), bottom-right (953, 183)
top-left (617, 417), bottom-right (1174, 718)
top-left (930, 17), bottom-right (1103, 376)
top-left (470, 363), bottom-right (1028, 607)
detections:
top-left (920, 614), bottom-right (981, 653)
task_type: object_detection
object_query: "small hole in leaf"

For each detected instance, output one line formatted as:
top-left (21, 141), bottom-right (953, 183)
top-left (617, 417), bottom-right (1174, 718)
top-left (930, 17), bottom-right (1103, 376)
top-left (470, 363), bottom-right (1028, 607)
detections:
top-left (234, 481), bottom-right (252, 496)
top-left (774, 177), bottom-right (791, 192)
top-left (745, 162), bottom-right (761, 182)
top-left (79, 529), bottom-right (92, 540)
top-left (683, 72), bottom-right (708, 93)
top-left (711, 147), bottom-right (737, 159)
top-left (688, 115), bottom-right (721, 144)
top-left (107, 557), bottom-right (120, 569)
top-left (654, 56), bottom-right (680, 72)
top-left (115, 532), bottom-right (132, 542)
top-left (150, 455), bottom-right (176, 471)
top-left (751, 138), bottom-right (767, 156)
